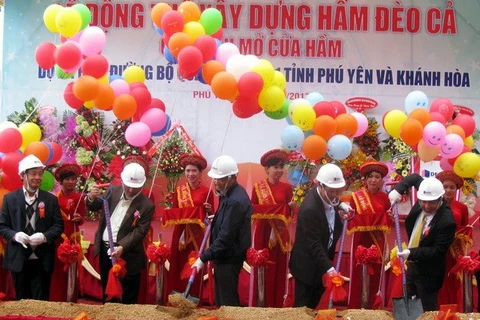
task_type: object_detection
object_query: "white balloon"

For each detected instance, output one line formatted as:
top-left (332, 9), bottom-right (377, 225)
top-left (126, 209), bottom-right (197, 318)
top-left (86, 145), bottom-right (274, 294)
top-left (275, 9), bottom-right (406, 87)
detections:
top-left (0, 121), bottom-right (18, 133)
top-left (405, 90), bottom-right (428, 114)
top-left (226, 54), bottom-right (250, 81)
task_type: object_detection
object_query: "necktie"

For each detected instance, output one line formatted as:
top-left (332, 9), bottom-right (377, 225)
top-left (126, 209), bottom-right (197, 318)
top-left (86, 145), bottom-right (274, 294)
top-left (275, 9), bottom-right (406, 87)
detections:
top-left (328, 223), bottom-right (334, 248)
top-left (24, 199), bottom-right (38, 236)
top-left (410, 214), bottom-right (426, 248)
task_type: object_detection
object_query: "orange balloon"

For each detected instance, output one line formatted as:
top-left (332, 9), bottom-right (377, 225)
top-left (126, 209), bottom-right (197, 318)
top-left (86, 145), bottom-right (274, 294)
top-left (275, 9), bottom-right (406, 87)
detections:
top-left (151, 3), bottom-right (172, 29)
top-left (0, 186), bottom-right (10, 207)
top-left (302, 135), bottom-right (327, 160)
top-left (94, 83), bottom-right (115, 110)
top-left (400, 118), bottom-right (423, 146)
top-left (168, 32), bottom-right (192, 57)
top-left (73, 75), bottom-right (99, 101)
top-left (408, 108), bottom-right (431, 127)
top-left (202, 60), bottom-right (225, 85)
top-left (335, 114), bottom-right (358, 138)
top-left (178, 1), bottom-right (201, 23)
top-left (418, 139), bottom-right (440, 162)
top-left (113, 94), bottom-right (137, 120)
top-left (24, 141), bottom-right (50, 163)
top-left (211, 71), bottom-right (238, 100)
top-left (313, 115), bottom-right (337, 140)
top-left (446, 125), bottom-right (466, 140)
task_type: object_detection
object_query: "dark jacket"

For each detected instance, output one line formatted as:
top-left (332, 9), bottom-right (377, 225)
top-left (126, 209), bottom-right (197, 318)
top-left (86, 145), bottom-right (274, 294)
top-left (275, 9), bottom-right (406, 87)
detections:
top-left (201, 181), bottom-right (252, 264)
top-left (0, 189), bottom-right (64, 273)
top-left (289, 187), bottom-right (343, 286)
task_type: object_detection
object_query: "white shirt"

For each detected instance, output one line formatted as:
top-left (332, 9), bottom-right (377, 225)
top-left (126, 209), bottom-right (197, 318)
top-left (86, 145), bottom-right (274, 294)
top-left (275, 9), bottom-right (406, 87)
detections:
top-left (102, 192), bottom-right (141, 243)
top-left (317, 188), bottom-right (335, 248)
top-left (23, 187), bottom-right (39, 259)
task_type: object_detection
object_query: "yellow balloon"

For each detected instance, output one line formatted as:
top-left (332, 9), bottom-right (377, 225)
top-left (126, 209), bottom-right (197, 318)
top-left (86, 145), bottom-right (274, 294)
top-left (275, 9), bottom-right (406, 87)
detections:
top-left (271, 70), bottom-right (286, 89)
top-left (123, 66), bottom-right (146, 84)
top-left (291, 105), bottom-right (316, 131)
top-left (464, 136), bottom-right (474, 149)
top-left (252, 59), bottom-right (275, 87)
top-left (84, 100), bottom-right (95, 109)
top-left (98, 74), bottom-right (109, 85)
top-left (43, 4), bottom-right (63, 33)
top-left (454, 152), bottom-right (480, 178)
top-left (183, 21), bottom-right (206, 42)
top-left (257, 86), bottom-right (285, 112)
top-left (55, 7), bottom-right (82, 37)
top-left (19, 122), bottom-right (42, 148)
top-left (384, 109), bottom-right (407, 138)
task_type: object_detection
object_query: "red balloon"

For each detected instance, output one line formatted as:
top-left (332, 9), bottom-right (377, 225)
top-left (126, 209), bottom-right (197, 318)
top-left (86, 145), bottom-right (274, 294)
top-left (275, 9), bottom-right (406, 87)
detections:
top-left (150, 98), bottom-right (166, 112)
top-left (2, 152), bottom-right (25, 177)
top-left (130, 82), bottom-right (148, 91)
top-left (48, 142), bottom-right (63, 165)
top-left (238, 72), bottom-right (264, 98)
top-left (232, 96), bottom-right (261, 119)
top-left (452, 114), bottom-right (476, 137)
top-left (63, 82), bottom-right (84, 110)
top-left (211, 28), bottom-right (223, 40)
top-left (429, 111), bottom-right (446, 125)
top-left (130, 88), bottom-right (152, 114)
top-left (55, 41), bottom-right (82, 70)
top-left (193, 35), bottom-right (217, 62)
top-left (330, 101), bottom-right (347, 117)
top-left (313, 101), bottom-right (335, 118)
top-left (35, 42), bottom-right (57, 70)
top-left (81, 54), bottom-right (109, 78)
top-left (178, 46), bottom-right (203, 74)
top-left (430, 98), bottom-right (454, 121)
top-left (1, 172), bottom-right (23, 191)
top-left (161, 11), bottom-right (184, 36)
top-left (0, 128), bottom-right (23, 153)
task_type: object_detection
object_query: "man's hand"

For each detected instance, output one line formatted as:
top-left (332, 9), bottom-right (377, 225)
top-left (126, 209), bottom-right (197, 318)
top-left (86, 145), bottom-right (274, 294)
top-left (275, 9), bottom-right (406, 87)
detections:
top-left (389, 190), bottom-right (402, 207)
top-left (191, 258), bottom-right (204, 272)
top-left (87, 184), bottom-right (101, 202)
top-left (204, 202), bottom-right (212, 214)
top-left (29, 233), bottom-right (46, 246)
top-left (14, 232), bottom-right (30, 248)
top-left (108, 246), bottom-right (124, 258)
top-left (397, 249), bottom-right (411, 260)
top-left (71, 212), bottom-right (82, 223)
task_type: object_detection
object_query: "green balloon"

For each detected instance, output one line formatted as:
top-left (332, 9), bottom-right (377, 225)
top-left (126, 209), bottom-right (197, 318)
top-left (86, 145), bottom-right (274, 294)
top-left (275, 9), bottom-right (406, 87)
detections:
top-left (40, 171), bottom-right (55, 191)
top-left (73, 3), bottom-right (92, 31)
top-left (55, 65), bottom-right (75, 79)
top-left (265, 99), bottom-right (289, 119)
top-left (199, 8), bottom-right (223, 35)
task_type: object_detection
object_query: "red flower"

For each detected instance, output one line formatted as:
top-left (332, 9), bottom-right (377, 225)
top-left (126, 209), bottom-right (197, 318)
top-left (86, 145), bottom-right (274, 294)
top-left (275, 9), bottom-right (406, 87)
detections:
top-left (246, 248), bottom-right (271, 267)
top-left (146, 243), bottom-right (171, 265)
top-left (57, 238), bottom-right (82, 271)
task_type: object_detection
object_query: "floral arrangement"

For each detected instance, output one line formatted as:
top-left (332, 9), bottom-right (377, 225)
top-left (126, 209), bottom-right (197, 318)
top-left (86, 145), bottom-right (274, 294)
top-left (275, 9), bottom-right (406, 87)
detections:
top-left (355, 245), bottom-right (382, 275)
top-left (353, 117), bottom-right (381, 159)
top-left (285, 150), bottom-right (321, 206)
top-left (6, 98), bottom-right (41, 126)
top-left (381, 137), bottom-right (416, 181)
top-left (38, 202), bottom-right (45, 218)
top-left (146, 242), bottom-right (171, 265)
top-left (57, 237), bottom-right (82, 271)
top-left (132, 210), bottom-right (140, 227)
top-left (246, 248), bottom-right (271, 267)
top-left (338, 148), bottom-right (368, 191)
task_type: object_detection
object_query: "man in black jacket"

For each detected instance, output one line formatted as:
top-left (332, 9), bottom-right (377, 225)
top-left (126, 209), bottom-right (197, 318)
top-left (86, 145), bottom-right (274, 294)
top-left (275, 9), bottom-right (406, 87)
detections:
top-left (192, 155), bottom-right (252, 306)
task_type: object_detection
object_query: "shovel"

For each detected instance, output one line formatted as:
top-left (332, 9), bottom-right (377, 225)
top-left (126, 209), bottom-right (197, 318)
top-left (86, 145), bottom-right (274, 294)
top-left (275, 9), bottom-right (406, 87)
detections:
top-left (392, 204), bottom-right (423, 319)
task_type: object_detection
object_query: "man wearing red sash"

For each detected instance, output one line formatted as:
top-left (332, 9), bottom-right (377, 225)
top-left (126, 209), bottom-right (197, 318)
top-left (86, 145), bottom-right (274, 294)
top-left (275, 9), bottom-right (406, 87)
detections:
top-left (347, 161), bottom-right (391, 309)
top-left (50, 163), bottom-right (85, 301)
top-left (167, 153), bottom-right (214, 301)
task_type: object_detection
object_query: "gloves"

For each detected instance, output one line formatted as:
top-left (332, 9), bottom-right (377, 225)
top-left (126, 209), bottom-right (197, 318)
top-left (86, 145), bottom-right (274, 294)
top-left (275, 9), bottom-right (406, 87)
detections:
top-left (107, 246), bottom-right (123, 258)
top-left (191, 258), bottom-right (204, 272)
top-left (14, 232), bottom-right (30, 248)
top-left (204, 214), bottom-right (215, 225)
top-left (389, 190), bottom-right (402, 207)
top-left (29, 233), bottom-right (46, 246)
top-left (397, 249), bottom-right (411, 260)
top-left (326, 267), bottom-right (336, 274)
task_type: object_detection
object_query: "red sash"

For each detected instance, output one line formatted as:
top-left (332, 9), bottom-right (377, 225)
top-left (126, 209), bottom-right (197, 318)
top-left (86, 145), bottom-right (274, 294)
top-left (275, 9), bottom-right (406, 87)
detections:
top-left (177, 183), bottom-right (195, 209)
top-left (254, 180), bottom-right (276, 205)
top-left (449, 225), bottom-right (474, 261)
top-left (348, 189), bottom-right (391, 234)
top-left (252, 203), bottom-right (292, 253)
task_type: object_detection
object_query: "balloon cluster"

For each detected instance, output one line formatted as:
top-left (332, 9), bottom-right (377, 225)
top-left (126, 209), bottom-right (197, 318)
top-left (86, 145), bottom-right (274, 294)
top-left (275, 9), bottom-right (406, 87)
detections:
top-left (37, 4), bottom-right (171, 148)
top-left (383, 90), bottom-right (479, 178)
top-left (152, 1), bottom-right (288, 119)
top-left (0, 121), bottom-right (62, 191)
top-left (279, 93), bottom-right (368, 161)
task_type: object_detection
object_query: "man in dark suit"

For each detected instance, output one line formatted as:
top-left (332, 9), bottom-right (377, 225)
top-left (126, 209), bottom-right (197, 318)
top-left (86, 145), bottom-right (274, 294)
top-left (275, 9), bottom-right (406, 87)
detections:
top-left (289, 163), bottom-right (347, 308)
top-left (87, 162), bottom-right (154, 304)
top-left (390, 175), bottom-right (456, 311)
top-left (0, 155), bottom-right (64, 300)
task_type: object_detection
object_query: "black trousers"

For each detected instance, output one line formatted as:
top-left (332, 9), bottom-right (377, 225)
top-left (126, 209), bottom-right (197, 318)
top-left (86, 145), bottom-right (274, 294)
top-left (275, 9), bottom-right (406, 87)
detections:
top-left (213, 262), bottom-right (242, 306)
top-left (100, 243), bottom-right (140, 304)
top-left (12, 259), bottom-right (51, 300)
top-left (406, 262), bottom-right (438, 311)
top-left (294, 278), bottom-right (324, 309)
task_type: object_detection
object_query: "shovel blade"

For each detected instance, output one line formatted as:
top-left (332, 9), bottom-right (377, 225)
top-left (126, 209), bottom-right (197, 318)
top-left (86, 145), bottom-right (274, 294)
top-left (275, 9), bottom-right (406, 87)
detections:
top-left (393, 297), bottom-right (423, 320)
top-left (171, 290), bottom-right (200, 306)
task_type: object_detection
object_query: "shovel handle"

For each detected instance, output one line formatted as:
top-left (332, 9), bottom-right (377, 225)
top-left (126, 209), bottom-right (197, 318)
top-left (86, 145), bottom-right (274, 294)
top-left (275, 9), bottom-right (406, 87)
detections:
top-left (392, 204), bottom-right (407, 285)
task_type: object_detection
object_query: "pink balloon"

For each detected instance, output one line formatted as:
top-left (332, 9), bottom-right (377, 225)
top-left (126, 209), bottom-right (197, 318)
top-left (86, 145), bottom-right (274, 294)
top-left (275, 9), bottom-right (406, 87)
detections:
top-left (422, 121), bottom-right (446, 146)
top-left (193, 35), bottom-right (217, 62)
top-left (79, 26), bottom-right (106, 56)
top-left (0, 128), bottom-right (22, 153)
top-left (429, 111), bottom-right (446, 125)
top-left (55, 41), bottom-right (82, 70)
top-left (238, 72), bottom-right (263, 98)
top-left (351, 112), bottom-right (368, 137)
top-left (110, 79), bottom-right (131, 97)
top-left (140, 108), bottom-right (167, 133)
top-left (452, 114), bottom-right (476, 137)
top-left (430, 98), bottom-right (454, 122)
top-left (440, 157), bottom-right (453, 171)
top-left (440, 133), bottom-right (464, 159)
top-left (35, 42), bottom-right (57, 70)
top-left (125, 122), bottom-right (152, 147)
top-left (215, 43), bottom-right (240, 66)
top-left (150, 98), bottom-right (166, 112)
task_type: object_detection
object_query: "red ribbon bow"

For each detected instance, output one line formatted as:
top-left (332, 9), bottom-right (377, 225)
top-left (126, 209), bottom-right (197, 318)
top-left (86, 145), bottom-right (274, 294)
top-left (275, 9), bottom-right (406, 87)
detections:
top-left (146, 242), bottom-right (171, 266)
top-left (450, 251), bottom-right (480, 275)
top-left (355, 245), bottom-right (382, 275)
top-left (246, 248), bottom-right (271, 267)
top-left (317, 271), bottom-right (347, 309)
top-left (57, 238), bottom-right (82, 271)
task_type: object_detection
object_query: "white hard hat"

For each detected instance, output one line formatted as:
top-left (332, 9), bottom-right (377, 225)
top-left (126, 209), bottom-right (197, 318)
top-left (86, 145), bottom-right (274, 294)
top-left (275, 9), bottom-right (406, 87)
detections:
top-left (121, 163), bottom-right (146, 188)
top-left (18, 154), bottom-right (45, 175)
top-left (417, 177), bottom-right (445, 201)
top-left (208, 155), bottom-right (239, 179)
top-left (316, 163), bottom-right (345, 188)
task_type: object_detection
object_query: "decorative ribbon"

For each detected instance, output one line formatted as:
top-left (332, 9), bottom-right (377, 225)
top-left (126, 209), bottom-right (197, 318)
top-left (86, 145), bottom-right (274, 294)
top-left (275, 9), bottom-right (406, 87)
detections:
top-left (435, 304), bottom-right (461, 320)
top-left (146, 242), bottom-right (171, 266)
top-left (246, 248), bottom-right (271, 268)
top-left (450, 251), bottom-right (480, 275)
top-left (355, 245), bottom-right (382, 275)
top-left (57, 237), bottom-right (82, 272)
top-left (317, 271), bottom-right (347, 308)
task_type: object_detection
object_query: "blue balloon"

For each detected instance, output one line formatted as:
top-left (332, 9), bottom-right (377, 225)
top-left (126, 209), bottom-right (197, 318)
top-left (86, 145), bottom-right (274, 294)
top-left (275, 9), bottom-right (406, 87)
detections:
top-left (152, 115), bottom-right (171, 136)
top-left (164, 47), bottom-right (178, 64)
top-left (287, 169), bottom-right (309, 186)
top-left (215, 39), bottom-right (222, 48)
top-left (305, 92), bottom-right (325, 106)
top-left (327, 134), bottom-right (352, 160)
top-left (154, 24), bottom-right (164, 35)
top-left (404, 90), bottom-right (428, 114)
top-left (281, 125), bottom-right (305, 151)
top-left (109, 74), bottom-right (122, 83)
top-left (196, 68), bottom-right (206, 84)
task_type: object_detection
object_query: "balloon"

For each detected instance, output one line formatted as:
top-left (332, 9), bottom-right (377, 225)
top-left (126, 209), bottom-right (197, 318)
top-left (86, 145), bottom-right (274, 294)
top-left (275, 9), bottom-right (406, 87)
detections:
top-left (110, 79), bottom-right (131, 97)
top-left (264, 99), bottom-right (289, 120)
top-left (400, 118), bottom-right (423, 146)
top-left (281, 125), bottom-right (305, 151)
top-left (446, 125), bottom-right (466, 140)
top-left (383, 110), bottom-right (407, 138)
top-left (430, 98), bottom-right (454, 122)
top-left (0, 128), bottom-right (22, 153)
top-left (140, 108), bottom-right (167, 133)
top-left (422, 121), bottom-right (446, 146)
top-left (161, 10), bottom-right (185, 36)
top-left (2, 152), bottom-right (25, 177)
top-left (55, 7), bottom-right (82, 37)
top-left (55, 41), bottom-right (82, 71)
top-left (40, 171), bottom-right (55, 191)
top-left (327, 134), bottom-right (352, 160)
top-left (63, 82), bottom-right (84, 110)
top-left (226, 54), bottom-right (251, 81)
top-left (168, 32), bottom-right (192, 57)
top-left (417, 139), bottom-right (440, 162)
top-left (408, 108), bottom-right (432, 127)
top-left (123, 65), bottom-right (145, 84)
top-left (178, 1), bottom-right (201, 23)
top-left (272, 71), bottom-right (287, 90)
top-left (251, 59), bottom-right (275, 87)
top-left (113, 94), bottom-right (137, 120)
top-left (55, 65), bottom-right (75, 79)
top-left (258, 86), bottom-right (285, 112)
top-left (183, 21), bottom-right (205, 42)
top-left (19, 123), bottom-right (42, 148)
top-left (43, 4), bottom-right (63, 33)
top-left (429, 111), bottom-right (446, 125)
top-left (72, 3), bottom-right (91, 30)
top-left (313, 115), bottom-right (336, 140)
top-left (125, 122), bottom-right (152, 147)
top-left (150, 98), bottom-right (166, 112)
top-left (238, 72), bottom-right (264, 98)
top-left (289, 99), bottom-right (311, 117)
top-left (305, 92), bottom-right (325, 106)
top-left (232, 96), bottom-right (262, 119)
top-left (291, 105), bottom-right (316, 131)
top-left (178, 46), bottom-right (203, 74)
top-left (454, 152), bottom-right (480, 178)
top-left (215, 43), bottom-right (240, 66)
top-left (448, 146), bottom-right (471, 167)
top-left (405, 90), bottom-right (428, 114)
top-left (452, 114), bottom-right (476, 137)
top-left (151, 2), bottom-right (172, 29)
top-left (335, 114), bottom-right (358, 138)
top-left (35, 42), bottom-right (56, 70)
top-left (202, 60), bottom-right (225, 85)
top-left (313, 101), bottom-right (335, 118)
top-left (330, 101), bottom-right (347, 117)
top-left (440, 157), bottom-right (454, 171)
top-left (0, 121), bottom-right (17, 132)
top-left (94, 83), bottom-right (115, 110)
top-left (440, 134), bottom-right (464, 159)
top-left (199, 8), bottom-right (223, 35)
top-left (211, 71), bottom-right (238, 100)
top-left (163, 46), bottom-right (178, 64)
top-left (212, 28), bottom-right (223, 41)
top-left (193, 35), bottom-right (217, 62)
top-left (302, 135), bottom-right (327, 160)
top-left (1, 172), bottom-right (23, 191)
top-left (44, 142), bottom-right (63, 165)
top-left (464, 136), bottom-right (474, 149)
top-left (24, 142), bottom-right (50, 163)
top-left (130, 87), bottom-right (152, 114)
top-left (79, 26), bottom-right (106, 56)
top-left (73, 75), bottom-right (99, 101)
top-left (351, 112), bottom-right (368, 137)
top-left (81, 54), bottom-right (109, 79)
top-left (152, 114), bottom-right (171, 136)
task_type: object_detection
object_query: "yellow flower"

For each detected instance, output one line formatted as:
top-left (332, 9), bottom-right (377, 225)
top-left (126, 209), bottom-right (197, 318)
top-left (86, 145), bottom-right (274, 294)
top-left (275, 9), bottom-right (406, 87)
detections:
top-left (297, 189), bottom-right (304, 196)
